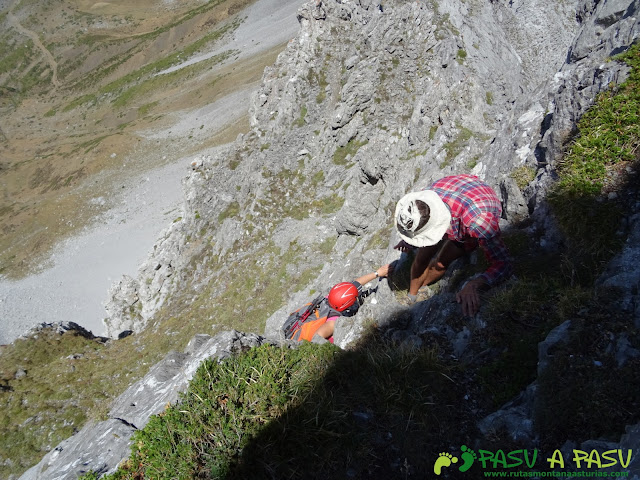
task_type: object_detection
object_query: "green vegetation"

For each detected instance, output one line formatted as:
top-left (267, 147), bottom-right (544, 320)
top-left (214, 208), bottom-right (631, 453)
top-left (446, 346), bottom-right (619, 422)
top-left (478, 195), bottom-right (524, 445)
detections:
top-left (429, 124), bottom-right (438, 141)
top-left (63, 21), bottom-right (240, 111)
top-left (257, 167), bottom-right (344, 221)
top-left (485, 91), bottom-right (494, 105)
top-left (64, 51), bottom-right (137, 94)
top-left (311, 169), bottom-right (325, 186)
top-left (547, 43), bottom-right (640, 282)
top-left (127, 0), bottom-right (235, 44)
top-left (456, 48), bottom-right (467, 64)
top-left (366, 224), bottom-right (393, 250)
top-left (402, 148), bottom-right (428, 161)
top-left (332, 138), bottom-right (368, 165)
top-left (138, 101), bottom-right (159, 117)
top-left (94, 333), bottom-right (466, 479)
top-left (306, 67), bottom-right (329, 104)
top-left (480, 42), bottom-right (640, 438)
top-left (552, 49), bottom-right (640, 196)
top-left (0, 330), bottom-right (145, 479)
top-left (441, 125), bottom-right (474, 165)
top-left (479, 263), bottom-right (592, 407)
top-left (160, 238), bottom-right (324, 337)
top-left (0, 0), bottom-right (249, 105)
top-left (429, 4), bottom-right (460, 40)
top-left (62, 93), bottom-right (96, 112)
top-left (218, 201), bottom-right (240, 223)
top-left (0, 37), bottom-right (37, 91)
top-left (229, 157), bottom-right (242, 170)
top-left (440, 125), bottom-right (492, 168)
top-left (102, 343), bottom-right (340, 479)
top-left (510, 164), bottom-right (537, 190)
top-left (78, 135), bottom-right (109, 154)
top-left (318, 236), bottom-right (337, 255)
top-left (110, 48), bottom-right (237, 109)
top-left (309, 194), bottom-right (345, 215)
top-left (535, 310), bottom-right (640, 445)
top-left (140, 45), bottom-right (235, 103)
top-left (294, 104), bottom-right (308, 127)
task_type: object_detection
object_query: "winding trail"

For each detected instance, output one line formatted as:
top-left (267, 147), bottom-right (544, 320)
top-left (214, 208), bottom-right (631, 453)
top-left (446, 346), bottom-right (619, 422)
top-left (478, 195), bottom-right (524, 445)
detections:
top-left (7, 0), bottom-right (60, 89)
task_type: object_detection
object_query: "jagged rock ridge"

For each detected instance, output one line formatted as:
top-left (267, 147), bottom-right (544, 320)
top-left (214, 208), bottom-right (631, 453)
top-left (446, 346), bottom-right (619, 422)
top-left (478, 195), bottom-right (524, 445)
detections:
top-left (106, 0), bottom-right (561, 334)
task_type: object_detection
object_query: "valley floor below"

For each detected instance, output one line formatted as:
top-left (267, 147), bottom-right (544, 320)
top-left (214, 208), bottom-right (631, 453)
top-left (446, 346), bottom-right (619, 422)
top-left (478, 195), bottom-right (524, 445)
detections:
top-left (0, 0), bottom-right (307, 344)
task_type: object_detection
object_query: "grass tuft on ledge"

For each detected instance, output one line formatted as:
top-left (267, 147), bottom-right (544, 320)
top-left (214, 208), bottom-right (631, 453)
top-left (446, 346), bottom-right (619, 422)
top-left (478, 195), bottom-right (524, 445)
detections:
top-left (94, 333), bottom-right (466, 480)
top-left (547, 42), bottom-right (640, 283)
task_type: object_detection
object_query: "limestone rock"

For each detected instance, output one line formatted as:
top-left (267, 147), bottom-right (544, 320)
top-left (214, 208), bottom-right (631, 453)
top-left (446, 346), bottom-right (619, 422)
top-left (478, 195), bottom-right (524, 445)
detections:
top-left (19, 331), bottom-right (269, 480)
top-left (596, 213), bottom-right (640, 328)
top-left (477, 383), bottom-right (537, 444)
top-left (18, 420), bottom-right (136, 480)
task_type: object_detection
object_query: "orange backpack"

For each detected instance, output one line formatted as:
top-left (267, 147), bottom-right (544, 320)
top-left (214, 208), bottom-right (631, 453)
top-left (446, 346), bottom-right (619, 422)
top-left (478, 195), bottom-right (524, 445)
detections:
top-left (283, 297), bottom-right (341, 342)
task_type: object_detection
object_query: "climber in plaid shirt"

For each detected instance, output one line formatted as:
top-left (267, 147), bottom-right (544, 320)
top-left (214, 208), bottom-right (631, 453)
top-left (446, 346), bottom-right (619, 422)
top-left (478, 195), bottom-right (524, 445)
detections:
top-left (394, 174), bottom-right (513, 316)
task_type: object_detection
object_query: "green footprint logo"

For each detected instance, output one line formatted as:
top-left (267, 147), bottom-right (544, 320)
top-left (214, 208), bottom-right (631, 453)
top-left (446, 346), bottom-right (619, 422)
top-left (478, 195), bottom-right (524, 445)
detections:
top-left (459, 445), bottom-right (477, 472)
top-left (433, 452), bottom-right (458, 475)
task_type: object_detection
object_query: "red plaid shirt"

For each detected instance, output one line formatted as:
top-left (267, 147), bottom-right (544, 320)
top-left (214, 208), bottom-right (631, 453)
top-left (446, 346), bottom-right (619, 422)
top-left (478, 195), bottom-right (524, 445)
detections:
top-left (429, 175), bottom-right (512, 285)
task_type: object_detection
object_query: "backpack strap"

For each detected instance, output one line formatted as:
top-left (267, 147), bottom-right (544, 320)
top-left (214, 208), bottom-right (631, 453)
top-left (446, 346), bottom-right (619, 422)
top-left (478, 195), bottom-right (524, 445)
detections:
top-left (290, 298), bottom-right (341, 342)
top-left (282, 295), bottom-right (325, 340)
top-left (317, 300), bottom-right (341, 320)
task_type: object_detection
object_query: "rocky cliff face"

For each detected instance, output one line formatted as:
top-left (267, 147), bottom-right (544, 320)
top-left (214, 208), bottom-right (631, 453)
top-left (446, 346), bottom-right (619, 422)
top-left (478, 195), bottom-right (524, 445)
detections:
top-left (33, 0), bottom-right (638, 478)
top-left (105, 0), bottom-right (638, 343)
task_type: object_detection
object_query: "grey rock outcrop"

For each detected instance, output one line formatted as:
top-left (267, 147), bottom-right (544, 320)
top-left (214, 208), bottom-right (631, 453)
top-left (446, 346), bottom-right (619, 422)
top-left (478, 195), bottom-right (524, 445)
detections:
top-left (478, 383), bottom-right (537, 444)
top-left (597, 211), bottom-right (640, 329)
top-left (533, 0), bottom-right (639, 202)
top-left (18, 420), bottom-right (136, 480)
top-left (19, 331), bottom-right (268, 480)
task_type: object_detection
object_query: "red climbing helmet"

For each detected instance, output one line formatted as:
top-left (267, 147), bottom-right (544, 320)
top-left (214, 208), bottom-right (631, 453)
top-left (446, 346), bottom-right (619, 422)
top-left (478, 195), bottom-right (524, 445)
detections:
top-left (328, 282), bottom-right (359, 312)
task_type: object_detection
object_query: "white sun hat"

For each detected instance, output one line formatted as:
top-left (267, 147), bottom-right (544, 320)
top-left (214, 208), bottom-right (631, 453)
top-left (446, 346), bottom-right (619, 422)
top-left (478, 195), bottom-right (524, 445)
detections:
top-left (394, 190), bottom-right (451, 247)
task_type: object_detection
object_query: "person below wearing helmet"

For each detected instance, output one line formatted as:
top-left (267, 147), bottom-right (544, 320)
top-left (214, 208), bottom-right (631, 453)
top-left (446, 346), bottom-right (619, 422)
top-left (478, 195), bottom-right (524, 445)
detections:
top-left (394, 174), bottom-right (513, 316)
top-left (312, 264), bottom-right (392, 342)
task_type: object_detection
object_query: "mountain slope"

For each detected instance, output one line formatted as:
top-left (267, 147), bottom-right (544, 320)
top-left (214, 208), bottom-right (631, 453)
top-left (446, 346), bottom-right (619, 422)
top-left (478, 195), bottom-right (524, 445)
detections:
top-left (3, 0), bottom-right (640, 478)
top-left (105, 0), bottom-right (584, 337)
top-left (0, 0), bottom-right (306, 343)
top-left (0, 0), bottom-right (278, 280)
